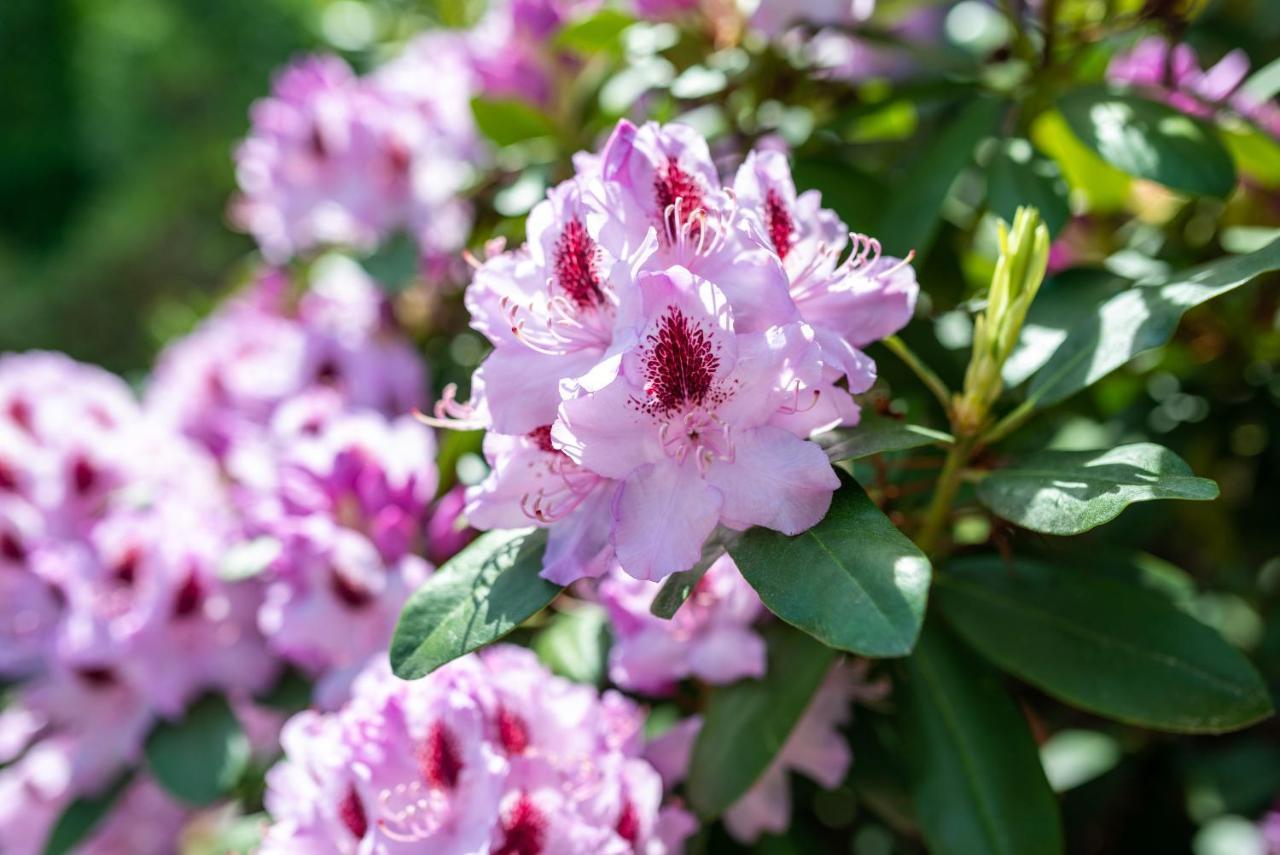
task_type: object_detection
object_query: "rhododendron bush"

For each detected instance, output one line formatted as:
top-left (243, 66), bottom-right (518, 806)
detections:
top-left (3, 0), bottom-right (1280, 853)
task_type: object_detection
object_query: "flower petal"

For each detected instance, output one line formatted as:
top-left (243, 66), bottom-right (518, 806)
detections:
top-left (708, 426), bottom-right (838, 534)
top-left (612, 462), bottom-right (722, 581)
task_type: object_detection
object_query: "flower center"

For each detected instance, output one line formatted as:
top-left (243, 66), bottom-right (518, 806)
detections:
top-left (172, 571), bottom-right (203, 619)
top-left (616, 801), bottom-right (640, 844)
top-left (418, 722), bottom-right (463, 791)
top-left (765, 189), bottom-right (794, 260)
top-left (497, 706), bottom-right (530, 755)
top-left (528, 425), bottom-right (557, 454)
top-left (0, 459), bottom-right (17, 493)
top-left (338, 784), bottom-right (368, 839)
top-left (638, 308), bottom-right (722, 418)
top-left (494, 794), bottom-right (546, 855)
top-left (330, 568), bottom-right (373, 609)
top-left (553, 219), bottom-right (604, 309)
top-left (654, 157), bottom-right (704, 220)
top-left (1, 530), bottom-right (25, 564)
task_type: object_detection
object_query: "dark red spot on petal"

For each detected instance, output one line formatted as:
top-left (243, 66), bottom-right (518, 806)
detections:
top-left (616, 800), bottom-right (640, 844)
top-left (330, 568), bottom-right (373, 610)
top-left (0, 459), bottom-right (18, 493)
top-left (112, 546), bottom-right (142, 587)
top-left (173, 572), bottom-right (203, 618)
top-left (315, 359), bottom-right (341, 385)
top-left (7, 399), bottom-right (32, 433)
top-left (639, 308), bottom-right (721, 417)
top-left (553, 219), bottom-right (605, 309)
top-left (418, 722), bottom-right (463, 791)
top-left (494, 794), bottom-right (546, 855)
top-left (528, 425), bottom-right (556, 454)
top-left (497, 706), bottom-right (530, 755)
top-left (764, 189), bottom-right (794, 260)
top-left (1, 530), bottom-right (26, 564)
top-left (338, 784), bottom-right (368, 839)
top-left (76, 666), bottom-right (116, 688)
top-left (70, 456), bottom-right (98, 498)
top-left (654, 156), bottom-right (704, 221)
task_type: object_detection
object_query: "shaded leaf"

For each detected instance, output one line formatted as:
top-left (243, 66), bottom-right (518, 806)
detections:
top-left (986, 139), bottom-right (1071, 236)
top-left (1058, 87), bottom-right (1236, 197)
top-left (145, 694), bottom-right (249, 806)
top-left (876, 97), bottom-right (1006, 258)
top-left (977, 442), bottom-right (1218, 535)
top-left (43, 770), bottom-right (133, 855)
top-left (1023, 237), bottom-right (1280, 407)
top-left (687, 624), bottom-right (835, 818)
top-left (730, 476), bottom-right (930, 657)
top-left (822, 413), bottom-right (952, 462)
top-left (903, 622), bottom-right (1062, 855)
top-left (390, 528), bottom-right (560, 679)
top-left (937, 557), bottom-right (1273, 733)
top-left (533, 604), bottom-right (609, 685)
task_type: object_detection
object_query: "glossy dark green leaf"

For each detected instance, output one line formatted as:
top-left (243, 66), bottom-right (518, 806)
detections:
top-left (532, 604), bottom-right (609, 685)
top-left (145, 694), bottom-right (249, 805)
top-left (43, 770), bottom-right (133, 855)
top-left (977, 442), bottom-right (1218, 535)
top-left (470, 97), bottom-right (556, 147)
top-left (822, 413), bottom-right (953, 463)
top-left (791, 157), bottom-right (885, 235)
top-left (554, 9), bottom-right (634, 56)
top-left (390, 528), bottom-right (560, 679)
top-left (876, 97), bottom-right (1005, 258)
top-left (729, 477), bottom-right (930, 657)
top-left (936, 557), bottom-right (1274, 733)
top-left (903, 622), bottom-right (1062, 855)
top-left (986, 139), bottom-right (1071, 236)
top-left (1024, 237), bottom-right (1280, 406)
top-left (687, 624), bottom-right (836, 818)
top-left (1058, 87), bottom-right (1236, 197)
top-left (254, 666), bottom-right (313, 713)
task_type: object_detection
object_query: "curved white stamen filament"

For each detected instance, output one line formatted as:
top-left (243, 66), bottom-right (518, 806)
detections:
top-left (414, 385), bottom-right (486, 430)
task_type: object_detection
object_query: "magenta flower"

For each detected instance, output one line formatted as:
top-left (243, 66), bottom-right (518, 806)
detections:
top-left (262, 647), bottom-right (695, 854)
top-left (1108, 37), bottom-right (1280, 141)
top-left (597, 554), bottom-right (766, 694)
top-left (554, 265), bottom-right (840, 579)
top-left (437, 119), bottom-right (913, 584)
top-left (232, 51), bottom-right (478, 263)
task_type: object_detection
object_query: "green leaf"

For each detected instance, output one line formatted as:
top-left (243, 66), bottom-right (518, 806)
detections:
top-left (791, 157), bottom-right (886, 235)
top-left (1058, 87), bottom-right (1236, 197)
top-left (533, 604), bottom-right (609, 684)
top-left (1022, 237), bottom-right (1280, 407)
top-left (254, 666), bottom-right (313, 713)
top-left (976, 442), bottom-right (1218, 535)
top-left (936, 557), bottom-right (1274, 733)
top-left (687, 624), bottom-right (836, 818)
top-left (145, 694), bottom-right (250, 805)
top-left (822, 413), bottom-right (953, 462)
top-left (1002, 268), bottom-right (1128, 388)
top-left (876, 97), bottom-right (1006, 258)
top-left (390, 528), bottom-right (561, 679)
top-left (903, 622), bottom-right (1063, 855)
top-left (729, 476), bottom-right (930, 657)
top-left (986, 139), bottom-right (1071, 236)
top-left (554, 9), bottom-right (634, 56)
top-left (470, 97), bottom-right (557, 147)
top-left (42, 770), bottom-right (134, 855)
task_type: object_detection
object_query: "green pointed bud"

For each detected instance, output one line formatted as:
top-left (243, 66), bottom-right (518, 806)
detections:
top-left (954, 206), bottom-right (1050, 433)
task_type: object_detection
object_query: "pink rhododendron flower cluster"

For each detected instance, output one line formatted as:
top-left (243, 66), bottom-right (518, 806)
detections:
top-left (1108, 36), bottom-right (1280, 141)
top-left (262, 646), bottom-right (696, 854)
top-left (446, 119), bottom-right (916, 583)
top-left (0, 352), bottom-right (276, 853)
top-left (148, 261), bottom-right (468, 707)
top-left (597, 555), bottom-right (766, 694)
top-left (232, 47), bottom-right (478, 264)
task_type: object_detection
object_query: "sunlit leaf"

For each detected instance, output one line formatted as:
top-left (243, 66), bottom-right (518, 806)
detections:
top-left (390, 528), bottom-right (560, 679)
top-left (976, 443), bottom-right (1218, 535)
